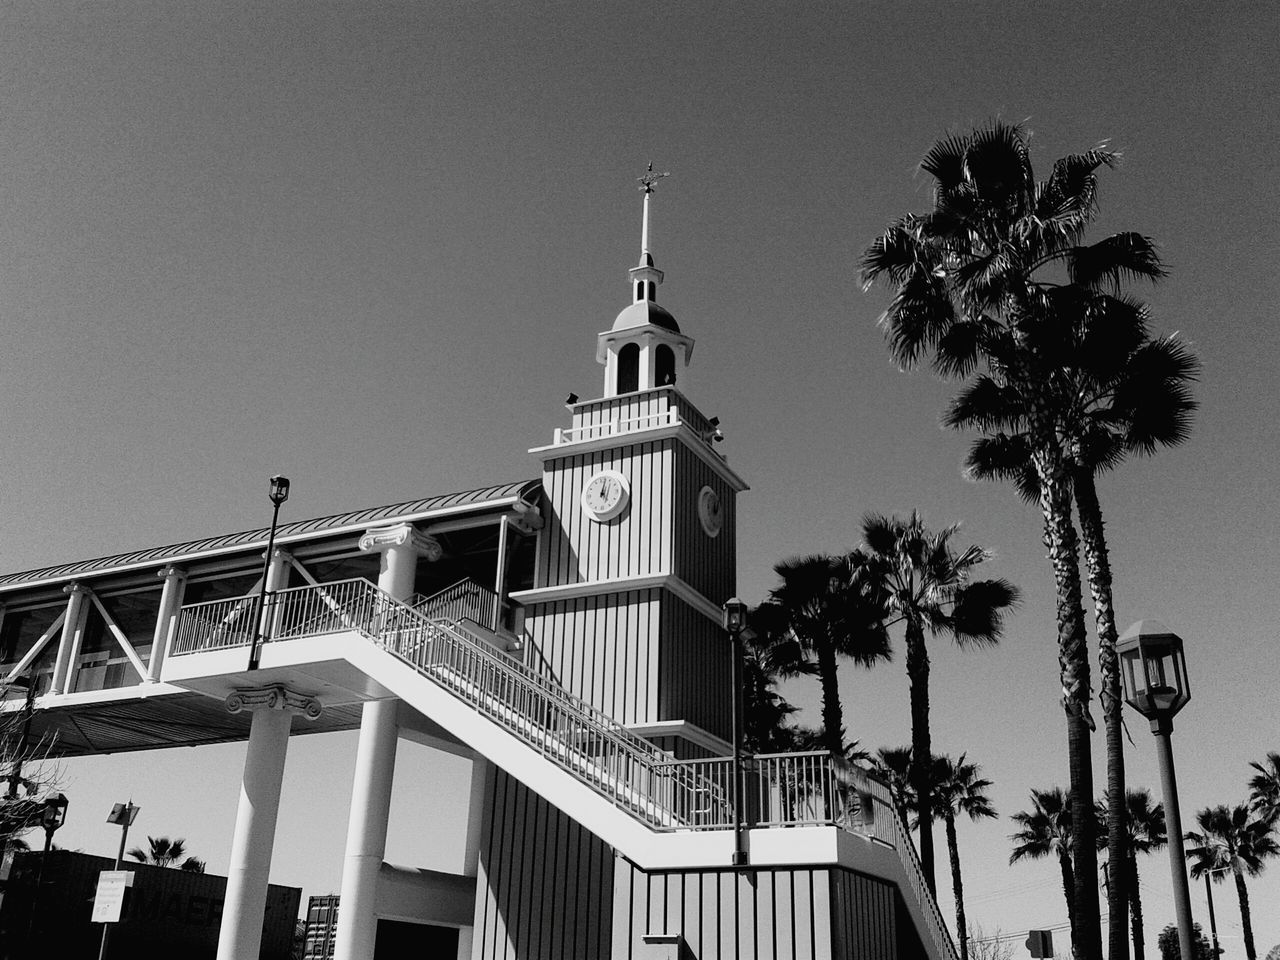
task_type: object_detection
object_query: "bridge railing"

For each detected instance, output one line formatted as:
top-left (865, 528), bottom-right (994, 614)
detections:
top-left (172, 580), bottom-right (956, 958)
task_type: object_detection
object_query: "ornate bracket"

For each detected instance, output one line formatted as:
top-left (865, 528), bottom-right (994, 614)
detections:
top-left (358, 523), bottom-right (442, 561)
top-left (225, 685), bottom-right (322, 721)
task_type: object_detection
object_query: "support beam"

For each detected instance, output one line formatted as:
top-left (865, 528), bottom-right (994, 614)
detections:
top-left (147, 565), bottom-right (187, 682)
top-left (333, 522), bottom-right (442, 960)
top-left (49, 584), bottom-right (89, 695)
top-left (216, 686), bottom-right (319, 960)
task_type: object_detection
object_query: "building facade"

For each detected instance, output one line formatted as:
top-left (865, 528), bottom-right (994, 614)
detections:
top-left (0, 190), bottom-right (957, 959)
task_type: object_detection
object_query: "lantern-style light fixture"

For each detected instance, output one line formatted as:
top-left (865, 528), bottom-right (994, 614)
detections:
top-left (722, 598), bottom-right (748, 634)
top-left (268, 475), bottom-right (291, 507)
top-left (1117, 619), bottom-right (1190, 726)
top-left (40, 793), bottom-right (69, 835)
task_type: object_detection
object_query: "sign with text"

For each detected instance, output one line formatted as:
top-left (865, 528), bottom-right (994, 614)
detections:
top-left (91, 871), bottom-right (132, 923)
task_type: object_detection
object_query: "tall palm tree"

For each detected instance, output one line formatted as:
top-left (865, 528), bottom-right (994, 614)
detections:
top-left (862, 121), bottom-right (1166, 960)
top-left (856, 513), bottom-right (1017, 892)
top-left (1185, 803), bottom-right (1280, 960)
top-left (950, 289), bottom-right (1198, 955)
top-left (1247, 752), bottom-right (1280, 823)
top-left (1096, 789), bottom-right (1166, 960)
top-left (765, 554), bottom-right (891, 754)
top-left (932, 754), bottom-right (997, 960)
top-left (1010, 787), bottom-right (1076, 956)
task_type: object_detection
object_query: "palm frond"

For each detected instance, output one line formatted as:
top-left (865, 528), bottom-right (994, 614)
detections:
top-left (1068, 232), bottom-right (1167, 290)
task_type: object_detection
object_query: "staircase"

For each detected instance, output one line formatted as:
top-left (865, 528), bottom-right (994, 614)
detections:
top-left (172, 578), bottom-right (957, 959)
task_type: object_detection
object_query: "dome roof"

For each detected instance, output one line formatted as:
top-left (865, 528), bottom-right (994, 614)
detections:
top-left (611, 299), bottom-right (680, 333)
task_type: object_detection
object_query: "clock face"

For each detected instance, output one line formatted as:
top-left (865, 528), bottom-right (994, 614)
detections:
top-left (697, 485), bottom-right (723, 537)
top-left (581, 470), bottom-right (630, 522)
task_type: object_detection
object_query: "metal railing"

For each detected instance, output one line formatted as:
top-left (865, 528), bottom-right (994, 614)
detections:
top-left (172, 579), bottom-right (955, 959)
top-left (412, 579), bottom-right (506, 632)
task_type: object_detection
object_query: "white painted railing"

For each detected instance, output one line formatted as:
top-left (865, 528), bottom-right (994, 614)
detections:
top-left (172, 580), bottom-right (956, 959)
top-left (553, 409), bottom-right (680, 445)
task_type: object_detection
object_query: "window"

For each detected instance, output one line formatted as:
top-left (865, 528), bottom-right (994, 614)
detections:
top-left (656, 344), bottom-right (676, 386)
top-left (617, 342), bottom-right (640, 393)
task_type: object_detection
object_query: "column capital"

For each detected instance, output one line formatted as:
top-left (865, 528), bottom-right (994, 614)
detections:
top-left (226, 685), bottom-right (322, 721)
top-left (63, 582), bottom-right (90, 597)
top-left (157, 564), bottom-right (187, 580)
top-left (358, 523), bottom-right (442, 561)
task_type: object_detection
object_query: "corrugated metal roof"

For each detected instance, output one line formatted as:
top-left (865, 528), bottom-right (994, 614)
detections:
top-left (0, 478), bottom-right (541, 592)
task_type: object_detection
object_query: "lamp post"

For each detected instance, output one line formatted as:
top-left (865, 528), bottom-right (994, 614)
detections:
top-left (1117, 619), bottom-right (1195, 960)
top-left (98, 801), bottom-right (140, 960)
top-left (721, 598), bottom-right (748, 867)
top-left (249, 475), bottom-right (290, 670)
top-left (27, 792), bottom-right (68, 945)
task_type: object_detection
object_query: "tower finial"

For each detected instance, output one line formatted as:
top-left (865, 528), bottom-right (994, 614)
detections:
top-left (637, 162), bottom-right (670, 258)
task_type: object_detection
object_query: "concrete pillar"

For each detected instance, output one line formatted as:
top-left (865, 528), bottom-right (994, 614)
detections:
top-left (217, 686), bottom-right (321, 960)
top-left (461, 758), bottom-right (494, 878)
top-left (49, 583), bottom-right (89, 695)
top-left (333, 523), bottom-right (442, 960)
top-left (146, 565), bottom-right (187, 682)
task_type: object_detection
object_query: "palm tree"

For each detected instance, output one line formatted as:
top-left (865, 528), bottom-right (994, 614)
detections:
top-left (862, 121), bottom-right (1166, 960)
top-left (1247, 752), bottom-right (1280, 823)
top-left (950, 289), bottom-right (1198, 956)
top-left (765, 554), bottom-right (891, 754)
top-left (872, 745), bottom-right (916, 833)
top-left (1010, 787), bottom-right (1076, 956)
top-left (1096, 789), bottom-right (1166, 960)
top-left (932, 754), bottom-right (997, 960)
top-left (129, 835), bottom-right (190, 868)
top-left (743, 601), bottom-right (817, 753)
top-left (856, 512), bottom-right (1017, 893)
top-left (1185, 803), bottom-right (1280, 960)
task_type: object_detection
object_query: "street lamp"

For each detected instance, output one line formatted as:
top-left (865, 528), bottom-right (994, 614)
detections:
top-left (98, 801), bottom-right (140, 960)
top-left (721, 598), bottom-right (748, 867)
top-left (249, 475), bottom-right (291, 670)
top-left (1117, 619), bottom-right (1195, 960)
top-left (27, 793), bottom-right (68, 945)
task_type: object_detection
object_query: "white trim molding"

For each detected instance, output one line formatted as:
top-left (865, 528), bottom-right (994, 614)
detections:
top-left (510, 573), bottom-right (723, 625)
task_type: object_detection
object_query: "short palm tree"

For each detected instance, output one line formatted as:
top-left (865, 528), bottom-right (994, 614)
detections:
top-left (932, 754), bottom-right (997, 960)
top-left (1095, 789), bottom-right (1166, 960)
top-left (765, 554), bottom-right (891, 754)
top-left (863, 122), bottom-right (1166, 960)
top-left (128, 834), bottom-right (204, 872)
top-left (1010, 787), bottom-right (1076, 956)
top-left (1185, 803), bottom-right (1280, 960)
top-left (741, 602), bottom-right (814, 752)
top-left (856, 512), bottom-right (1018, 892)
top-left (872, 745), bottom-right (916, 833)
top-left (1247, 752), bottom-right (1280, 823)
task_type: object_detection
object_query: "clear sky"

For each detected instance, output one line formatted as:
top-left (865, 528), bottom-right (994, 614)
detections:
top-left (2, 1), bottom-right (1278, 953)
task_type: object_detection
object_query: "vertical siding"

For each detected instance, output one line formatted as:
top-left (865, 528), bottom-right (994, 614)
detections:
top-left (610, 862), bottom-right (831, 960)
top-left (659, 597), bottom-right (732, 743)
top-left (829, 869), bottom-right (898, 960)
top-left (473, 772), bottom-right (615, 960)
top-left (671, 449), bottom-right (737, 605)
top-left (537, 440), bottom-right (674, 589)
top-left (522, 590), bottom-right (660, 722)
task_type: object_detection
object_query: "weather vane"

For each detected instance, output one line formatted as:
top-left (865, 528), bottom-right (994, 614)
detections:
top-left (637, 162), bottom-right (670, 195)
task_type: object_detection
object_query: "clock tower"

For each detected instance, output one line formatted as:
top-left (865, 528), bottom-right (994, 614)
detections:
top-left (513, 171), bottom-right (747, 756)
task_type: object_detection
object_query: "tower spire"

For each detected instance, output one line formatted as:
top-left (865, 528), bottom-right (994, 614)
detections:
top-left (631, 164), bottom-right (669, 303)
top-left (637, 163), bottom-right (670, 260)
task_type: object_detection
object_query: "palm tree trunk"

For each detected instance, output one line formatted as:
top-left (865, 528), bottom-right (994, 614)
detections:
top-left (1035, 451), bottom-right (1101, 960)
top-left (906, 621), bottom-right (936, 894)
top-left (945, 814), bottom-right (968, 960)
top-left (1074, 467), bottom-right (1129, 960)
top-left (1128, 856), bottom-right (1145, 960)
top-left (815, 639), bottom-right (844, 755)
top-left (1233, 867), bottom-right (1256, 960)
top-left (1059, 849), bottom-right (1078, 957)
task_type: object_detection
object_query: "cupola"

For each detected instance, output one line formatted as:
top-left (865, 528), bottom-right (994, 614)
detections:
top-left (597, 165), bottom-right (694, 397)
